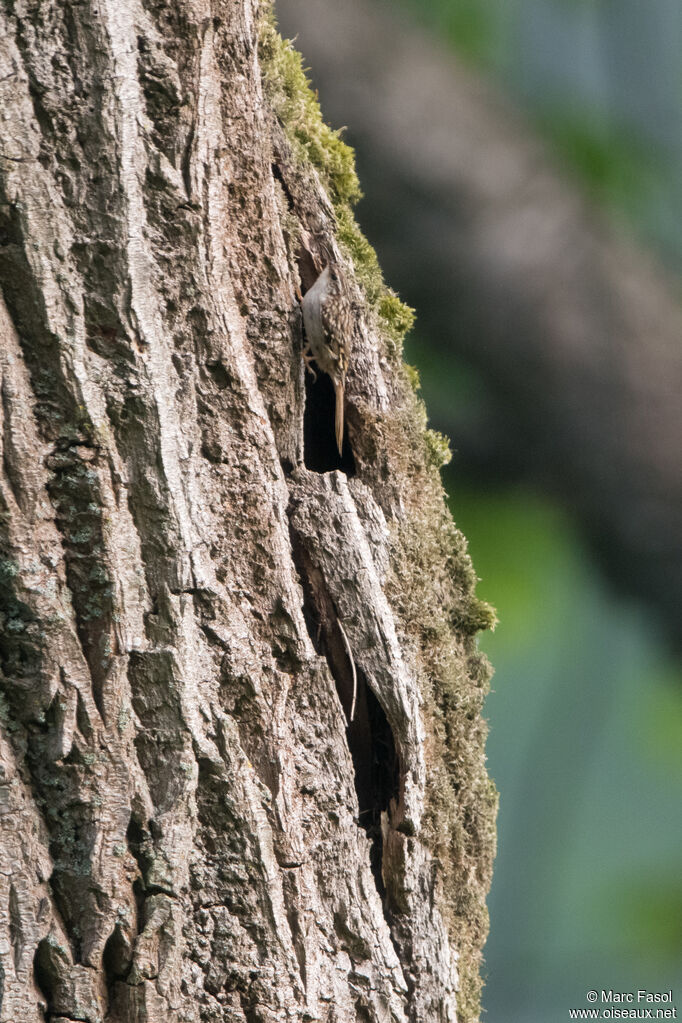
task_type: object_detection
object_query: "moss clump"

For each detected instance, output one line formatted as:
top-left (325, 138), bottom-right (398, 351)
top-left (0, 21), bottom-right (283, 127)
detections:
top-left (425, 428), bottom-right (452, 469)
top-left (403, 363), bottom-right (421, 393)
top-left (378, 291), bottom-right (416, 347)
top-left (455, 595), bottom-right (497, 635)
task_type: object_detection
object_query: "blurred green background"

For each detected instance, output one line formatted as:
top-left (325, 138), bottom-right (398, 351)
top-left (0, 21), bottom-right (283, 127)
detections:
top-left (400, 0), bottom-right (682, 265)
top-left (400, 1), bottom-right (682, 1017)
top-left (277, 0), bottom-right (682, 1018)
top-left (447, 485), bottom-right (682, 1019)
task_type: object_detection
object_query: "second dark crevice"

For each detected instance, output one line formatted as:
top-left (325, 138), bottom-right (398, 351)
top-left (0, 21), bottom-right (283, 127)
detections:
top-left (290, 530), bottom-right (399, 898)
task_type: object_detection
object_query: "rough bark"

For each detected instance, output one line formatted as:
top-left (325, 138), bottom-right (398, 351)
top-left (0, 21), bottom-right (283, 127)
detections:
top-left (0, 2), bottom-right (495, 1021)
top-left (276, 0), bottom-right (682, 650)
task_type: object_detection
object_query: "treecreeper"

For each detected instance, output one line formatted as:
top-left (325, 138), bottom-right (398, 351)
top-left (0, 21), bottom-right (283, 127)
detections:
top-left (301, 264), bottom-right (354, 454)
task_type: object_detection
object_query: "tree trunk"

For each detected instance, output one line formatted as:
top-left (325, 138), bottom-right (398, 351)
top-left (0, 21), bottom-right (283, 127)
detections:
top-left (0, 2), bottom-right (495, 1021)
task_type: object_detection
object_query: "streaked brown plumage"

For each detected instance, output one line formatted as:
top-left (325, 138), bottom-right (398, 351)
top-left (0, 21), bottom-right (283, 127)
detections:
top-left (301, 265), bottom-right (353, 455)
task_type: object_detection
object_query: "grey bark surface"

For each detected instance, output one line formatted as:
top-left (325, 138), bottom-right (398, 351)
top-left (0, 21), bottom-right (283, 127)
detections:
top-left (0, 1), bottom-right (494, 1022)
top-left (276, 0), bottom-right (682, 649)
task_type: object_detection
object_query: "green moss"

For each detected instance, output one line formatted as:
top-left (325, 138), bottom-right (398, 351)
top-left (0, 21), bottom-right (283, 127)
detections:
top-left (378, 291), bottom-right (416, 343)
top-left (424, 428), bottom-right (452, 469)
top-left (455, 595), bottom-right (498, 636)
top-left (259, 14), bottom-right (360, 206)
top-left (403, 364), bottom-right (421, 392)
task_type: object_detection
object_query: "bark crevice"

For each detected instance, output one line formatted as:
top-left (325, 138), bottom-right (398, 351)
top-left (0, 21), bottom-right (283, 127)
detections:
top-left (302, 369), bottom-right (356, 475)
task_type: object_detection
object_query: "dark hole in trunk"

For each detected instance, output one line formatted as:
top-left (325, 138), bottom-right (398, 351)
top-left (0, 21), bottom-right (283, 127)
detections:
top-left (303, 366), bottom-right (356, 475)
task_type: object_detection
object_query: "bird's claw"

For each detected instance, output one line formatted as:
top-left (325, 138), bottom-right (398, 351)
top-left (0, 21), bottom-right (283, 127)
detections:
top-left (302, 347), bottom-right (318, 381)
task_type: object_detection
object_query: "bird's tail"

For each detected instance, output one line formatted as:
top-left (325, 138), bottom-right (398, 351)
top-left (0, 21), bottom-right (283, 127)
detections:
top-left (334, 380), bottom-right (345, 456)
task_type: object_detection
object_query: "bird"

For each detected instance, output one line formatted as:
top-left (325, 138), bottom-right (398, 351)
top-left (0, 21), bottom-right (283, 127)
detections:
top-left (301, 265), bottom-right (353, 455)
